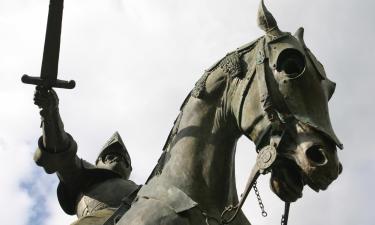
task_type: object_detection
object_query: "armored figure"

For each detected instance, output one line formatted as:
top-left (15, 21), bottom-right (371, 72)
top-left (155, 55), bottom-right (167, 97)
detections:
top-left (33, 87), bottom-right (140, 225)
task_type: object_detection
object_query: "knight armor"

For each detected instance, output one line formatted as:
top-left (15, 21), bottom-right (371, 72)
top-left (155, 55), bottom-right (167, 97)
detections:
top-left (33, 88), bottom-right (139, 225)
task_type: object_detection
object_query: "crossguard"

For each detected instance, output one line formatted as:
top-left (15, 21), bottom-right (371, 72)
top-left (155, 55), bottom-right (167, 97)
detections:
top-left (22, 74), bottom-right (76, 89)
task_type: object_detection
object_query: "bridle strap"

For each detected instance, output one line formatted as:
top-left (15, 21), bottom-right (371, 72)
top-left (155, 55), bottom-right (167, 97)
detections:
top-left (220, 132), bottom-right (283, 224)
top-left (222, 36), bottom-right (292, 224)
top-left (256, 36), bottom-right (292, 225)
top-left (103, 185), bottom-right (141, 225)
top-left (281, 202), bottom-right (291, 225)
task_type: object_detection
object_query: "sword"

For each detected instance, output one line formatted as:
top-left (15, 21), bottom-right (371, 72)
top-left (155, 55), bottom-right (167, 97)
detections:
top-left (22, 0), bottom-right (75, 89)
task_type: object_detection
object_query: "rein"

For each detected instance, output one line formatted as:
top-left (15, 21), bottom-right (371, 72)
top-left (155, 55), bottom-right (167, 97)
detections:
top-left (220, 131), bottom-right (291, 225)
top-left (221, 37), bottom-right (292, 225)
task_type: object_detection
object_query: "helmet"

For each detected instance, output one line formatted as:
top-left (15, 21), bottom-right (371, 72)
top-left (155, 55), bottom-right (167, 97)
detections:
top-left (95, 132), bottom-right (132, 168)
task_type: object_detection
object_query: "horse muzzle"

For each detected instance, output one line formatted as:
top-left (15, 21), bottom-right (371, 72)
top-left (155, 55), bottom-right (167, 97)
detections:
top-left (301, 144), bottom-right (342, 192)
top-left (270, 123), bottom-right (342, 202)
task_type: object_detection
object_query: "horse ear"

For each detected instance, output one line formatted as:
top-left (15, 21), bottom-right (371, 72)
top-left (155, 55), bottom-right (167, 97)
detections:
top-left (294, 27), bottom-right (306, 46)
top-left (257, 0), bottom-right (278, 33)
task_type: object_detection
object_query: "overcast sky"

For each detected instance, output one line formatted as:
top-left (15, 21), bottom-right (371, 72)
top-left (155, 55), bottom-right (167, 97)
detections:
top-left (0, 0), bottom-right (374, 224)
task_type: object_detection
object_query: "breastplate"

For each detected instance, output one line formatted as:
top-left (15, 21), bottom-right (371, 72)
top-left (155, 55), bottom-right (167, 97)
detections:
top-left (76, 178), bottom-right (138, 218)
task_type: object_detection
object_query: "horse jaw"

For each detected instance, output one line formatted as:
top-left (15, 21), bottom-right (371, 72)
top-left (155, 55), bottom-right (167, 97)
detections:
top-left (270, 122), bottom-right (341, 202)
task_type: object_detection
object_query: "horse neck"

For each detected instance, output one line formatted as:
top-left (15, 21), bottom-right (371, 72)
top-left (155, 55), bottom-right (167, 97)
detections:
top-left (155, 42), bottom-right (265, 214)
top-left (158, 94), bottom-right (241, 212)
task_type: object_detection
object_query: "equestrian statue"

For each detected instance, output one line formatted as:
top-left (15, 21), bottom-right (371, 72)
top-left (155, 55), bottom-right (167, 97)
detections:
top-left (22, 0), bottom-right (139, 224)
top-left (23, 0), bottom-right (343, 225)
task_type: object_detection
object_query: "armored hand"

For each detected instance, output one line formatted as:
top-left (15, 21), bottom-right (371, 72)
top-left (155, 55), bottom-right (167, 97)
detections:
top-left (34, 86), bottom-right (69, 152)
top-left (34, 86), bottom-right (59, 114)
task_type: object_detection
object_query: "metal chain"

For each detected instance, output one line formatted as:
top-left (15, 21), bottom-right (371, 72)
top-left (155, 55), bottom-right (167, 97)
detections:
top-left (281, 216), bottom-right (286, 225)
top-left (280, 202), bottom-right (290, 225)
top-left (253, 181), bottom-right (268, 217)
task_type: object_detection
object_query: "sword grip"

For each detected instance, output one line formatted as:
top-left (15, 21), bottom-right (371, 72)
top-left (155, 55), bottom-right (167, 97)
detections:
top-left (22, 74), bottom-right (76, 89)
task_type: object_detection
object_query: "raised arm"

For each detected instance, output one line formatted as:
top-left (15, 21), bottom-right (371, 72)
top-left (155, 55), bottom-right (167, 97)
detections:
top-left (33, 86), bottom-right (85, 179)
top-left (34, 86), bottom-right (69, 151)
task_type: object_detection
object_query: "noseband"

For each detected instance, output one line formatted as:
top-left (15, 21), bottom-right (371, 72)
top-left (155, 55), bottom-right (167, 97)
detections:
top-left (221, 36), bottom-right (293, 225)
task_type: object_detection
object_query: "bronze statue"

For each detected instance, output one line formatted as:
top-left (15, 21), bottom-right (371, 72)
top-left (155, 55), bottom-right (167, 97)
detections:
top-left (116, 1), bottom-right (343, 225)
top-left (33, 87), bottom-right (140, 225)
top-left (22, 0), bottom-right (139, 224)
top-left (23, 0), bottom-right (343, 224)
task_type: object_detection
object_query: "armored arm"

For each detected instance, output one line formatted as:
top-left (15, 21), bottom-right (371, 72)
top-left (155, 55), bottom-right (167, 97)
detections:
top-left (34, 86), bottom-right (69, 151)
top-left (33, 86), bottom-right (85, 175)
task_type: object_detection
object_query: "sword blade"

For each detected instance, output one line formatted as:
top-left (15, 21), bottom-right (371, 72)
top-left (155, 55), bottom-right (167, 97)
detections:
top-left (40, 0), bottom-right (64, 82)
top-left (22, 0), bottom-right (75, 89)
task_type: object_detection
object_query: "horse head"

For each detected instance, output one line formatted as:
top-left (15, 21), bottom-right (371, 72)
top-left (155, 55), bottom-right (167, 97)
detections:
top-left (117, 2), bottom-right (344, 224)
top-left (225, 0), bottom-right (343, 202)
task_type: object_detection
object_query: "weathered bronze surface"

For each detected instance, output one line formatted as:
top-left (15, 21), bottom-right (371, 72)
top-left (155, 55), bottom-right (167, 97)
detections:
top-left (21, 0), bottom-right (75, 89)
top-left (26, 1), bottom-right (139, 224)
top-left (33, 88), bottom-right (139, 225)
top-left (28, 0), bottom-right (343, 224)
top-left (116, 1), bottom-right (343, 224)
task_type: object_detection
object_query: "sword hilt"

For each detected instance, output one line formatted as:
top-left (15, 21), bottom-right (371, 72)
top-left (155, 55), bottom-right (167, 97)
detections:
top-left (22, 74), bottom-right (76, 89)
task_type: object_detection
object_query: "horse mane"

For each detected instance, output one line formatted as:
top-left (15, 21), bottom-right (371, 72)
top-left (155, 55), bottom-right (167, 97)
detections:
top-left (146, 38), bottom-right (262, 183)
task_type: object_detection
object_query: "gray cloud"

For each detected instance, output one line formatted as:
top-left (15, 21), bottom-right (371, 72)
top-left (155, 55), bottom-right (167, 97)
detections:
top-left (0, 0), bottom-right (373, 224)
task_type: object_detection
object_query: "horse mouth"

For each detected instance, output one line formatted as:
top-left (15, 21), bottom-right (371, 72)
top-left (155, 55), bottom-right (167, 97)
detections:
top-left (303, 173), bottom-right (332, 192)
top-left (270, 158), bottom-right (337, 202)
top-left (270, 159), bottom-right (304, 202)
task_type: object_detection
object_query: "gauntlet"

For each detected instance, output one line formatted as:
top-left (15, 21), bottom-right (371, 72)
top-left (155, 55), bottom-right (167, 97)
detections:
top-left (34, 86), bottom-right (69, 152)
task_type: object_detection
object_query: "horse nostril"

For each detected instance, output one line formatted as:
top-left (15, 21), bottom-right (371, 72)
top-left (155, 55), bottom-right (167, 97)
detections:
top-left (305, 146), bottom-right (328, 166)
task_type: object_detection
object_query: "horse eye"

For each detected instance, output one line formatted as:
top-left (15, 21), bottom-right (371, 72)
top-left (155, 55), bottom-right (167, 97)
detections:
top-left (276, 49), bottom-right (305, 77)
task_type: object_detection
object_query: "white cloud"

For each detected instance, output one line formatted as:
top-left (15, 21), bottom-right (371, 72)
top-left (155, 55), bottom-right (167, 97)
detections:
top-left (0, 137), bottom-right (33, 225)
top-left (0, 0), bottom-right (374, 224)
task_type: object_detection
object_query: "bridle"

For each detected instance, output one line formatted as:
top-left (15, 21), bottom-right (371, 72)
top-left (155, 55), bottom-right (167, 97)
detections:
top-left (220, 125), bottom-right (291, 225)
top-left (221, 36), bottom-right (295, 225)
